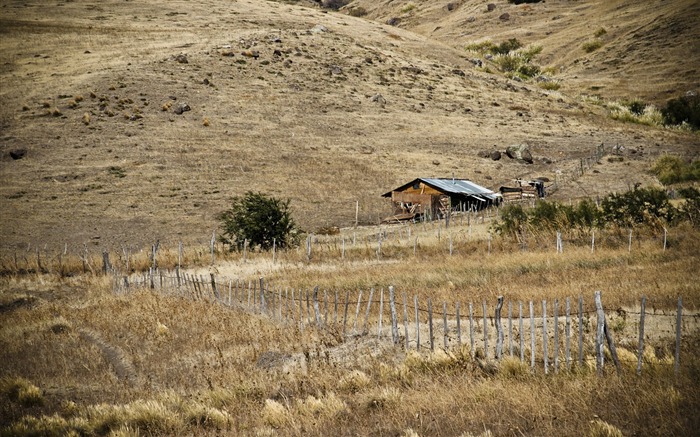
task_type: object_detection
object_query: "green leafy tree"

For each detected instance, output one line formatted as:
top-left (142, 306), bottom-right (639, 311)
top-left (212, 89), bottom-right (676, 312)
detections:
top-left (662, 94), bottom-right (700, 129)
top-left (218, 192), bottom-right (299, 251)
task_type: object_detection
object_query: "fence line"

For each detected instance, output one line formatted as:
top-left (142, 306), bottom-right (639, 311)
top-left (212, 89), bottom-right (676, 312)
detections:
top-left (113, 271), bottom-right (695, 376)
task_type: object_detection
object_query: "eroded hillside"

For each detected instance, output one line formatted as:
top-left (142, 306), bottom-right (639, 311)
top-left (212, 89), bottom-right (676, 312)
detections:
top-left (0, 0), bottom-right (696, 251)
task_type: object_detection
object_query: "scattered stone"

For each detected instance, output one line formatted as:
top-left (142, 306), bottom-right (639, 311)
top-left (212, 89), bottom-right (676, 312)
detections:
top-left (387, 17), bottom-right (400, 26)
top-left (499, 13), bottom-right (510, 21)
top-left (470, 58), bottom-right (483, 67)
top-left (370, 94), bottom-right (386, 105)
top-left (467, 16), bottom-right (476, 23)
top-left (310, 24), bottom-right (328, 34)
top-left (506, 144), bottom-right (533, 164)
top-left (452, 69), bottom-right (465, 77)
top-left (542, 157), bottom-right (553, 164)
top-left (221, 50), bottom-right (235, 57)
top-left (487, 3), bottom-right (496, 12)
top-left (174, 53), bottom-right (188, 64)
top-left (173, 102), bottom-right (191, 115)
top-left (330, 65), bottom-right (342, 75)
top-left (273, 49), bottom-right (283, 57)
top-left (241, 50), bottom-right (259, 59)
top-left (490, 150), bottom-right (502, 161)
top-left (477, 150), bottom-right (490, 158)
top-left (432, 160), bottom-right (440, 166)
top-left (9, 149), bottom-right (27, 160)
top-left (446, 3), bottom-right (456, 12)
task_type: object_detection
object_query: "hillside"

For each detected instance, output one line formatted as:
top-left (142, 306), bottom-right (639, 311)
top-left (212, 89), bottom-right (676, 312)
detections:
top-left (0, 0), bottom-right (697, 252)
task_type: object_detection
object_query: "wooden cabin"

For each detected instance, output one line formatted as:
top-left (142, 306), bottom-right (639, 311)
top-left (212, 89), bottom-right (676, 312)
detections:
top-left (382, 178), bottom-right (501, 222)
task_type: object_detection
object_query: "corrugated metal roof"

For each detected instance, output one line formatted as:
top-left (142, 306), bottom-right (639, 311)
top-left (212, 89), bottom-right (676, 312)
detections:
top-left (382, 178), bottom-right (500, 201)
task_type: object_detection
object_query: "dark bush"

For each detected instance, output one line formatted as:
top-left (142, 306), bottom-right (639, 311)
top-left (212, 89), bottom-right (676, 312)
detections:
top-left (218, 192), bottom-right (299, 251)
top-left (491, 38), bottom-right (522, 55)
top-left (600, 187), bottom-right (673, 228)
top-left (661, 94), bottom-right (700, 129)
top-left (495, 204), bottom-right (528, 237)
top-left (651, 155), bottom-right (700, 185)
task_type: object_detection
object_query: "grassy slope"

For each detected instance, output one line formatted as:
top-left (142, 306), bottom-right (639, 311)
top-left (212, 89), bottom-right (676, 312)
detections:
top-left (0, 0), bottom-right (697, 254)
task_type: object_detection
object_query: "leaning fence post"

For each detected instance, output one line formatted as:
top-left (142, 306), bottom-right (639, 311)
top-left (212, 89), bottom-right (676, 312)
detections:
top-left (352, 290), bottom-right (363, 335)
top-left (390, 286), bottom-right (399, 345)
top-left (456, 302), bottom-right (462, 347)
top-left (343, 290), bottom-right (350, 338)
top-left (495, 296), bottom-right (504, 360)
top-left (362, 288), bottom-right (375, 335)
top-left (578, 295), bottom-right (584, 367)
top-left (675, 296), bottom-right (682, 374)
top-left (594, 291), bottom-right (605, 375)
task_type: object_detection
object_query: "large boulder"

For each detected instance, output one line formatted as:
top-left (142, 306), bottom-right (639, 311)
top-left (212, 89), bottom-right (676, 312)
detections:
top-left (506, 144), bottom-right (533, 164)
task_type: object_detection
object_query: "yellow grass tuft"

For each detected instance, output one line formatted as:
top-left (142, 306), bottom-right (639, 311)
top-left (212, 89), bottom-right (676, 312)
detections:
top-left (296, 392), bottom-right (346, 419)
top-left (589, 419), bottom-right (623, 437)
top-left (262, 399), bottom-right (292, 428)
top-left (2, 376), bottom-right (43, 407)
top-left (202, 117), bottom-right (210, 127)
top-left (339, 369), bottom-right (372, 393)
top-left (82, 112), bottom-right (91, 125)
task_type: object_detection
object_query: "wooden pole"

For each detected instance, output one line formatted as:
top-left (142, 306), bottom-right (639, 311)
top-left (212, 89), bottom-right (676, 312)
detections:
top-left (483, 300), bottom-right (488, 360)
top-left (343, 290), bottom-right (350, 338)
top-left (543, 300), bottom-right (548, 374)
top-left (675, 296), bottom-right (682, 374)
top-left (565, 297), bottom-right (571, 370)
top-left (469, 302), bottom-right (475, 356)
top-left (443, 302), bottom-right (449, 350)
top-left (508, 300), bottom-right (513, 357)
top-left (415, 295), bottom-right (420, 351)
top-left (389, 286), bottom-right (399, 345)
top-left (403, 292), bottom-right (409, 350)
top-left (530, 300), bottom-right (535, 370)
top-left (352, 289), bottom-right (363, 335)
top-left (427, 298), bottom-right (435, 351)
top-left (456, 302), bottom-right (462, 347)
top-left (578, 295), bottom-right (584, 367)
top-left (362, 288), bottom-right (375, 335)
top-left (554, 299), bottom-right (559, 373)
top-left (594, 291), bottom-right (605, 375)
top-left (519, 301), bottom-right (524, 362)
top-left (495, 296), bottom-right (504, 360)
top-left (378, 289), bottom-right (384, 339)
top-left (637, 295), bottom-right (646, 375)
top-left (312, 286), bottom-right (321, 326)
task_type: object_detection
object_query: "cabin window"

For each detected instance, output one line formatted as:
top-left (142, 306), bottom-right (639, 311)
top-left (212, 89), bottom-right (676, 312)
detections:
top-left (412, 182), bottom-right (420, 190)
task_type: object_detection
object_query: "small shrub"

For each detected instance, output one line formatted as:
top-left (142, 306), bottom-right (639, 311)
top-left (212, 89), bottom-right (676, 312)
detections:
top-left (261, 399), bottom-right (291, 428)
top-left (600, 187), bottom-right (674, 228)
top-left (348, 7), bottom-right (367, 17)
top-left (651, 155), bottom-right (700, 185)
top-left (491, 38), bottom-right (522, 55)
top-left (661, 93), bottom-right (700, 129)
top-left (589, 419), bottom-right (623, 437)
top-left (538, 80), bottom-right (561, 90)
top-left (218, 191), bottom-right (300, 251)
top-left (465, 40), bottom-right (495, 53)
top-left (3, 377), bottom-right (44, 407)
top-left (594, 27), bottom-right (607, 37)
top-left (582, 39), bottom-right (603, 53)
top-left (401, 3), bottom-right (416, 13)
top-left (108, 166), bottom-right (127, 178)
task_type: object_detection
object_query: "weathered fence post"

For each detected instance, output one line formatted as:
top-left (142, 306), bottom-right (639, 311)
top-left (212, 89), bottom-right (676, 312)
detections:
top-left (519, 301), bottom-right (524, 362)
top-left (578, 295), bottom-right (584, 367)
top-left (443, 302), bottom-right (449, 349)
top-left (469, 302), bottom-right (475, 356)
top-left (565, 297), bottom-right (571, 370)
top-left (554, 299), bottom-right (559, 373)
top-left (495, 296), bottom-right (504, 360)
top-left (508, 300), bottom-right (513, 357)
top-left (543, 300), bottom-right (548, 374)
top-left (362, 288), bottom-right (375, 335)
top-left (378, 289), bottom-right (384, 339)
top-left (403, 292), bottom-right (409, 350)
top-left (428, 298), bottom-right (434, 351)
top-left (352, 289), bottom-right (363, 335)
top-left (637, 295), bottom-right (646, 375)
top-left (343, 290), bottom-right (350, 338)
top-left (211, 273), bottom-right (220, 301)
top-left (390, 286), bottom-right (399, 345)
top-left (483, 300), bottom-right (488, 360)
top-left (415, 295), bottom-right (420, 351)
top-left (530, 300), bottom-right (535, 370)
top-left (675, 296), bottom-right (682, 374)
top-left (312, 286), bottom-right (321, 327)
top-left (456, 302), bottom-right (462, 347)
top-left (594, 291), bottom-right (606, 374)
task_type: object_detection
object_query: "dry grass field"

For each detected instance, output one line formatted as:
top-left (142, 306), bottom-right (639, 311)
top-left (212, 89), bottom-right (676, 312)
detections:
top-left (1, 0), bottom-right (699, 435)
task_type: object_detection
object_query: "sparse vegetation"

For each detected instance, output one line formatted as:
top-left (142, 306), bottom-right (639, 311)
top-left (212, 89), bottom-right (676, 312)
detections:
top-left (582, 39), bottom-right (604, 53)
top-left (661, 93), bottom-right (700, 130)
top-left (651, 155), bottom-right (700, 185)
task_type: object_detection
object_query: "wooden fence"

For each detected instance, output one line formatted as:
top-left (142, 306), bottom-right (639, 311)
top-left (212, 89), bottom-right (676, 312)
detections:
top-left (113, 271), bottom-right (695, 376)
